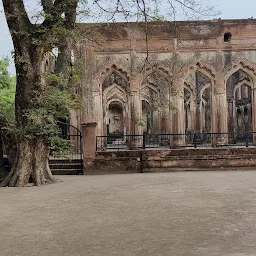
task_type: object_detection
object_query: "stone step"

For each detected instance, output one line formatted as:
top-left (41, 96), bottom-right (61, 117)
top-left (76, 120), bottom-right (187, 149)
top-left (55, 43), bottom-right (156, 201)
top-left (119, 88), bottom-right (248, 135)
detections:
top-left (49, 163), bottom-right (82, 169)
top-left (49, 159), bottom-right (83, 175)
top-left (51, 169), bottom-right (82, 175)
top-left (49, 158), bottom-right (82, 164)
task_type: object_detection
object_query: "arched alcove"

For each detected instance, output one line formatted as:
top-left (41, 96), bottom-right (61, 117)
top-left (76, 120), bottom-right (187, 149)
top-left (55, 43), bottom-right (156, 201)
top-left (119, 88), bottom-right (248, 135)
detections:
top-left (226, 69), bottom-right (253, 142)
top-left (141, 69), bottom-right (171, 134)
top-left (184, 70), bottom-right (212, 133)
top-left (108, 101), bottom-right (124, 136)
top-left (141, 84), bottom-right (159, 134)
top-left (101, 67), bottom-right (129, 137)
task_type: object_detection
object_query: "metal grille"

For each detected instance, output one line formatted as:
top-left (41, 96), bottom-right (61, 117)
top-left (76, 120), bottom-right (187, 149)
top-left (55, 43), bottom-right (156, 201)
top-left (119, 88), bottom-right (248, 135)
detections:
top-left (96, 132), bottom-right (256, 151)
top-left (50, 122), bottom-right (82, 172)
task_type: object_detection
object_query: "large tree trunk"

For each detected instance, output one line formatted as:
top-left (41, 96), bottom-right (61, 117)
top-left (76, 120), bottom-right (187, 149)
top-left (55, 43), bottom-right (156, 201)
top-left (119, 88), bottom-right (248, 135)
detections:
top-left (1, 138), bottom-right (56, 187)
top-left (0, 44), bottom-right (57, 187)
top-left (1, 0), bottom-right (78, 187)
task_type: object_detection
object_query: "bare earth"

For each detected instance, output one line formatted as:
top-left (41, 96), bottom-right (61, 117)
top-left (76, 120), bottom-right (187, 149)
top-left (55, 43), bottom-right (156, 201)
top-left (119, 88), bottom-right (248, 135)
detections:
top-left (1, 171), bottom-right (256, 256)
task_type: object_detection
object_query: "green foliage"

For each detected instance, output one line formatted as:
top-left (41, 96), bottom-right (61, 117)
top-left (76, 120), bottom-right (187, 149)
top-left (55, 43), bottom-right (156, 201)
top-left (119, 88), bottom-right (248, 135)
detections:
top-left (49, 136), bottom-right (71, 157)
top-left (135, 120), bottom-right (146, 127)
top-left (18, 59), bottom-right (83, 155)
top-left (0, 58), bottom-right (15, 123)
top-left (0, 58), bottom-right (14, 90)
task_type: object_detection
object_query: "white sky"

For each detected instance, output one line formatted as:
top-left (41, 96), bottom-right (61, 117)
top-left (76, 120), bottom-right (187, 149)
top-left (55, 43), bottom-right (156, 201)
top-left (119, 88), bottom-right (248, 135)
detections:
top-left (0, 0), bottom-right (256, 73)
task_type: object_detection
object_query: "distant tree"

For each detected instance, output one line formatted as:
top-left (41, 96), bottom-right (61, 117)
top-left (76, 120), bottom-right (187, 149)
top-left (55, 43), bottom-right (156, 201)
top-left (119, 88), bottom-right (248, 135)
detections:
top-left (0, 58), bottom-right (15, 121)
top-left (0, 58), bottom-right (15, 177)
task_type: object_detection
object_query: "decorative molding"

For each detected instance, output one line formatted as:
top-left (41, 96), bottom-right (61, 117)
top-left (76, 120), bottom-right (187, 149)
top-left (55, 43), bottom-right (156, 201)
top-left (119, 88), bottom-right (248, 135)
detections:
top-left (100, 64), bottom-right (130, 90)
top-left (224, 60), bottom-right (256, 82)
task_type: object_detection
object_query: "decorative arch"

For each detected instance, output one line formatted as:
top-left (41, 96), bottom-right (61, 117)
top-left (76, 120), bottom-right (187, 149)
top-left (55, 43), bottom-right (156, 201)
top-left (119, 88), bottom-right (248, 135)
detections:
top-left (200, 83), bottom-right (211, 99)
top-left (99, 64), bottom-right (130, 90)
top-left (103, 84), bottom-right (127, 104)
top-left (140, 65), bottom-right (172, 88)
top-left (100, 65), bottom-right (130, 137)
top-left (182, 62), bottom-right (214, 133)
top-left (180, 61), bottom-right (216, 85)
top-left (226, 66), bottom-right (254, 136)
top-left (224, 61), bottom-right (256, 86)
top-left (233, 79), bottom-right (252, 99)
top-left (184, 82), bottom-right (194, 96)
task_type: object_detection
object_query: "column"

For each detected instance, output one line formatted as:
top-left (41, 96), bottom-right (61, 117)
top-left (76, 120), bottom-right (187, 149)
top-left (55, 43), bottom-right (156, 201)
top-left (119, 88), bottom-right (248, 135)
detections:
top-left (171, 81), bottom-right (185, 147)
top-left (213, 52), bottom-right (228, 146)
top-left (92, 91), bottom-right (102, 136)
top-left (130, 91), bottom-right (143, 147)
top-left (131, 91), bottom-right (142, 135)
top-left (214, 90), bottom-right (228, 145)
top-left (81, 122), bottom-right (97, 174)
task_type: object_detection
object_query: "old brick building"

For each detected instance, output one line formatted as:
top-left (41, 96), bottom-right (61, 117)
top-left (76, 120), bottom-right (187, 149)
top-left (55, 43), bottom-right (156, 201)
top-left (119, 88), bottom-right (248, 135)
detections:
top-left (53, 19), bottom-right (256, 172)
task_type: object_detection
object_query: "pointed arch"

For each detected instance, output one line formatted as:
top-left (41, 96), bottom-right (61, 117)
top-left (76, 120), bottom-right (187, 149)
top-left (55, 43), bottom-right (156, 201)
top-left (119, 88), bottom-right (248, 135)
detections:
top-left (181, 62), bottom-right (214, 133)
top-left (100, 64), bottom-right (130, 91)
top-left (233, 79), bottom-right (252, 99)
top-left (224, 61), bottom-right (256, 87)
top-left (225, 63), bottom-right (255, 136)
top-left (180, 61), bottom-right (216, 85)
top-left (140, 65), bottom-right (172, 88)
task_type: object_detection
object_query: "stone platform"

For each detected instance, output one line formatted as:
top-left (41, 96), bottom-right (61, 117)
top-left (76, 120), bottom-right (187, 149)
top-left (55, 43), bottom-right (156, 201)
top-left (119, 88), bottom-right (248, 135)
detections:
top-left (86, 147), bottom-right (256, 174)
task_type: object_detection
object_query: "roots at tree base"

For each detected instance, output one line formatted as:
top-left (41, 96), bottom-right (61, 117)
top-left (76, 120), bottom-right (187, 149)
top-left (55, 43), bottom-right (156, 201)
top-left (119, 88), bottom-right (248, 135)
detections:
top-left (0, 137), bottom-right (57, 187)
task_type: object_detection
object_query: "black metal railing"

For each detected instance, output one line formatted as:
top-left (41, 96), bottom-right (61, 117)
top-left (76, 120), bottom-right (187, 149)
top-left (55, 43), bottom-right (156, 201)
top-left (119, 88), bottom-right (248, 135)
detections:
top-left (50, 122), bottom-right (82, 161)
top-left (96, 132), bottom-right (256, 151)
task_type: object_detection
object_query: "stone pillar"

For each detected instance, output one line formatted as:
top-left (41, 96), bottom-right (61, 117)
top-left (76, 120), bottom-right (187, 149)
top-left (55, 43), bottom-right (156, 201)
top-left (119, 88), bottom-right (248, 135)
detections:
top-left (131, 91), bottom-right (143, 135)
top-left (214, 90), bottom-right (228, 145)
top-left (171, 83), bottom-right (185, 147)
top-left (130, 91), bottom-right (143, 148)
top-left (213, 52), bottom-right (228, 146)
top-left (92, 91), bottom-right (102, 136)
top-left (190, 100), bottom-right (196, 132)
top-left (227, 99), bottom-right (234, 132)
top-left (81, 122), bottom-right (97, 174)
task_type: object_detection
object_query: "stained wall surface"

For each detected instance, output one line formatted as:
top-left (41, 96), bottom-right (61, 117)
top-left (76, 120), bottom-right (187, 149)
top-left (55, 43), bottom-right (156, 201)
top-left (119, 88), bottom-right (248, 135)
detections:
top-left (73, 19), bottom-right (256, 144)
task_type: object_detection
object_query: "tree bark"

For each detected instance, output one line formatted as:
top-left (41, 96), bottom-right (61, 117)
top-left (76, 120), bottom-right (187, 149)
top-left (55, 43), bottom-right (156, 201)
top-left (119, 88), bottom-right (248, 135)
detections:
top-left (0, 42), bottom-right (56, 187)
top-left (1, 0), bottom-right (78, 187)
top-left (1, 138), bottom-right (56, 187)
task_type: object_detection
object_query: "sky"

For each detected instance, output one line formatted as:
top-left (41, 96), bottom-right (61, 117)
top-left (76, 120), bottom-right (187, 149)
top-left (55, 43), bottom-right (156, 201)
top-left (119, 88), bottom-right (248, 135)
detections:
top-left (1, 0), bottom-right (256, 74)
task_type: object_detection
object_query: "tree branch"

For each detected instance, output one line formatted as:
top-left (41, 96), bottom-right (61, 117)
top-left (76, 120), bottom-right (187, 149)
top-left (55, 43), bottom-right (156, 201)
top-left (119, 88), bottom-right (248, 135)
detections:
top-left (2, 0), bottom-right (32, 37)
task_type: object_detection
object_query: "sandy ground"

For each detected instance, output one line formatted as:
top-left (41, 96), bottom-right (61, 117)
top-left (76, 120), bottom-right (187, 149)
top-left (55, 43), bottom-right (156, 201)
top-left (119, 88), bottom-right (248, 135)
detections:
top-left (1, 171), bottom-right (256, 256)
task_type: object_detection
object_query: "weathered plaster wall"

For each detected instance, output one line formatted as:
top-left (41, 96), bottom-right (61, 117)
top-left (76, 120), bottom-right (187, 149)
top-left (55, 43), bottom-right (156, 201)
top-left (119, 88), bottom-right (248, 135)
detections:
top-left (76, 19), bottom-right (256, 140)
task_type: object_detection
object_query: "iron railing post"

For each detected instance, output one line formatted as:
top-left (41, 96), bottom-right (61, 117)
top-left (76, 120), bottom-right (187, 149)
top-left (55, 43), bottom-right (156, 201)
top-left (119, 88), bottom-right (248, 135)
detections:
top-left (193, 133), bottom-right (197, 148)
top-left (143, 133), bottom-right (146, 149)
top-left (245, 132), bottom-right (249, 147)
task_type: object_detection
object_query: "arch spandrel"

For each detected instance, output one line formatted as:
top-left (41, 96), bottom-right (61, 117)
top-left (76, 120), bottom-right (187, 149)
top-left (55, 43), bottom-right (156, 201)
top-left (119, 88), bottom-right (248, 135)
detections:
top-left (104, 84), bottom-right (127, 104)
top-left (179, 61), bottom-right (216, 85)
top-left (139, 65), bottom-right (173, 88)
top-left (98, 64), bottom-right (130, 91)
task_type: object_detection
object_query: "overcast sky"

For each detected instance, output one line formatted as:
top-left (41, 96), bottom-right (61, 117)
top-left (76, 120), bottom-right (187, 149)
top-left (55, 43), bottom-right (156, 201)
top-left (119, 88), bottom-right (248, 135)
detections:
top-left (1, 0), bottom-right (256, 74)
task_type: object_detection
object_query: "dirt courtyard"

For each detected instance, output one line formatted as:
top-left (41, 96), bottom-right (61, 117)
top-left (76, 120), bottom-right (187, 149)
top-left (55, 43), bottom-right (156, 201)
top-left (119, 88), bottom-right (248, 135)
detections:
top-left (1, 171), bottom-right (256, 256)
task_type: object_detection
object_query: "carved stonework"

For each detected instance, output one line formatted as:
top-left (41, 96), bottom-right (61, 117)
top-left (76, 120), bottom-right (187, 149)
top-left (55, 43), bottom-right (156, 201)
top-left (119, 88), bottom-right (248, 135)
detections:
top-left (179, 61), bottom-right (216, 83)
top-left (224, 60), bottom-right (256, 83)
top-left (79, 20), bottom-right (256, 139)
